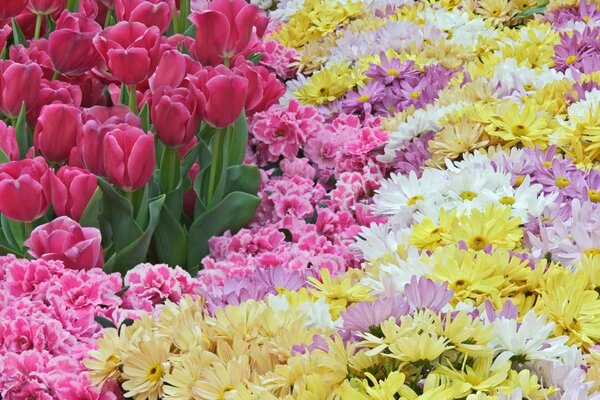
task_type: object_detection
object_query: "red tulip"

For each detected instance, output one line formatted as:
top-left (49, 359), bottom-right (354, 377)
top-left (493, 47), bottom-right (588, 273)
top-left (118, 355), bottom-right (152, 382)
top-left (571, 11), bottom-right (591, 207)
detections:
top-left (103, 124), bottom-right (155, 191)
top-left (78, 105), bottom-right (141, 175)
top-left (0, 0), bottom-right (29, 19)
top-left (28, 0), bottom-right (66, 15)
top-left (188, 0), bottom-right (265, 66)
top-left (34, 103), bottom-right (83, 163)
top-left (115, 0), bottom-right (175, 34)
top-left (93, 21), bottom-right (161, 84)
top-left (148, 49), bottom-right (187, 92)
top-left (189, 66), bottom-right (248, 128)
top-left (151, 86), bottom-right (199, 147)
top-left (30, 79), bottom-right (83, 123)
top-left (0, 61), bottom-right (42, 118)
top-left (9, 39), bottom-right (54, 80)
top-left (51, 166), bottom-right (98, 220)
top-left (24, 216), bottom-right (104, 270)
top-left (0, 120), bottom-right (19, 161)
top-left (0, 157), bottom-right (51, 222)
top-left (49, 11), bottom-right (102, 75)
top-left (0, 24), bottom-right (12, 54)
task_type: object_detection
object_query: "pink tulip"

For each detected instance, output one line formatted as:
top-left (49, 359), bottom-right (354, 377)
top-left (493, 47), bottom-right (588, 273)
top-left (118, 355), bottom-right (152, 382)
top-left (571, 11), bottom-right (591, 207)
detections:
top-left (9, 39), bottom-right (55, 80)
top-left (102, 124), bottom-right (155, 191)
top-left (28, 0), bottom-right (66, 15)
top-left (51, 166), bottom-right (98, 221)
top-left (151, 86), bottom-right (199, 147)
top-left (189, 65), bottom-right (248, 128)
top-left (48, 11), bottom-right (102, 75)
top-left (0, 121), bottom-right (19, 161)
top-left (234, 61), bottom-right (285, 115)
top-left (0, 157), bottom-right (51, 222)
top-left (78, 106), bottom-right (141, 175)
top-left (93, 21), bottom-right (161, 84)
top-left (0, 24), bottom-right (11, 54)
top-left (189, 0), bottom-right (267, 66)
top-left (0, 0), bottom-right (29, 19)
top-left (24, 216), bottom-right (104, 270)
top-left (115, 0), bottom-right (175, 34)
top-left (148, 49), bottom-right (187, 92)
top-left (34, 104), bottom-right (83, 163)
top-left (0, 61), bottom-right (43, 118)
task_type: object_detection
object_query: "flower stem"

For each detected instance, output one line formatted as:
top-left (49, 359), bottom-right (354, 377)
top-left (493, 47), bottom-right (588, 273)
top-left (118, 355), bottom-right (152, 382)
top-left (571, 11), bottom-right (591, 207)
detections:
top-left (52, 70), bottom-right (60, 80)
top-left (33, 14), bottom-right (43, 40)
top-left (104, 7), bottom-right (113, 29)
top-left (128, 84), bottom-right (138, 115)
top-left (206, 130), bottom-right (223, 206)
top-left (24, 222), bottom-right (33, 239)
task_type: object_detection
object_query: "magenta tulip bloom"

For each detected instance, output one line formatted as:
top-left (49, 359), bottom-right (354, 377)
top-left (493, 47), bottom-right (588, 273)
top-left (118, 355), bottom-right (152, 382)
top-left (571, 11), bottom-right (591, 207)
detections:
top-left (34, 103), bottom-right (83, 163)
top-left (115, 0), bottom-right (175, 34)
top-left (189, 0), bottom-right (263, 66)
top-left (103, 124), bottom-right (155, 191)
top-left (190, 66), bottom-right (248, 128)
top-left (0, 61), bottom-right (43, 118)
top-left (151, 86), bottom-right (199, 147)
top-left (0, 24), bottom-right (11, 54)
top-left (148, 49), bottom-right (187, 92)
top-left (51, 166), bottom-right (98, 221)
top-left (48, 11), bottom-right (102, 75)
top-left (0, 157), bottom-right (51, 222)
top-left (24, 216), bottom-right (104, 270)
top-left (0, 0), bottom-right (29, 19)
top-left (0, 121), bottom-right (19, 161)
top-left (28, 0), bottom-right (66, 14)
top-left (93, 21), bottom-right (161, 84)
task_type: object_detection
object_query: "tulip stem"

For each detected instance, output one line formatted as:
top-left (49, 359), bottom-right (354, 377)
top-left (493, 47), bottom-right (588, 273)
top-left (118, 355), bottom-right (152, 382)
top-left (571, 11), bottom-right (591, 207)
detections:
top-left (128, 84), bottom-right (138, 115)
top-left (52, 71), bottom-right (60, 80)
top-left (206, 130), bottom-right (223, 206)
top-left (33, 14), bottom-right (43, 40)
top-left (24, 222), bottom-right (33, 240)
top-left (104, 7), bottom-right (114, 29)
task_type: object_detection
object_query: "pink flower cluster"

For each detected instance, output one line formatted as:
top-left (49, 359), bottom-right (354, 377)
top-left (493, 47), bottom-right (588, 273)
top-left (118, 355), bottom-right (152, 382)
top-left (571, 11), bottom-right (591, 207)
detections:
top-left (0, 255), bottom-right (199, 398)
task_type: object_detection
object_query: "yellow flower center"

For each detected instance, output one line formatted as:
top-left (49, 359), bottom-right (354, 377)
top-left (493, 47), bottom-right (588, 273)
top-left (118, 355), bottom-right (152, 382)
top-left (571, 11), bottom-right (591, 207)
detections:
top-left (514, 175), bottom-right (525, 187)
top-left (461, 191), bottom-right (477, 201)
top-left (499, 196), bottom-right (515, 205)
top-left (589, 189), bottom-right (600, 203)
top-left (555, 177), bottom-right (570, 188)
top-left (583, 16), bottom-right (591, 22)
top-left (386, 68), bottom-right (399, 76)
top-left (410, 91), bottom-right (420, 99)
top-left (584, 248), bottom-right (600, 256)
top-left (566, 55), bottom-right (578, 65)
top-left (218, 385), bottom-right (235, 400)
top-left (147, 364), bottom-right (163, 382)
top-left (443, 29), bottom-right (453, 39)
top-left (407, 195), bottom-right (425, 206)
top-left (523, 83), bottom-right (534, 91)
top-left (107, 355), bottom-right (119, 364)
top-left (512, 123), bottom-right (528, 136)
top-left (358, 94), bottom-right (370, 103)
top-left (454, 279), bottom-right (468, 290)
top-left (543, 161), bottom-right (552, 168)
top-left (469, 235), bottom-right (488, 250)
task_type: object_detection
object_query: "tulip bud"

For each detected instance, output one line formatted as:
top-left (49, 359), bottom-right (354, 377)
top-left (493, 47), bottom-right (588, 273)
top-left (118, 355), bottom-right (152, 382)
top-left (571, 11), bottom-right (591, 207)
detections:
top-left (51, 166), bottom-right (98, 220)
top-left (34, 104), bottom-right (83, 163)
top-left (24, 216), bottom-right (104, 270)
top-left (151, 86), bottom-right (199, 147)
top-left (0, 157), bottom-right (51, 222)
top-left (115, 0), bottom-right (175, 34)
top-left (0, 24), bottom-right (12, 55)
top-left (93, 21), bottom-right (161, 84)
top-left (189, 0), bottom-right (263, 66)
top-left (78, 106), bottom-right (142, 175)
top-left (0, 0), bottom-right (29, 19)
top-left (0, 61), bottom-right (43, 118)
top-left (103, 124), bottom-right (155, 191)
top-left (189, 66), bottom-right (248, 128)
top-left (0, 121), bottom-right (19, 161)
top-left (49, 11), bottom-right (102, 75)
top-left (28, 0), bottom-right (66, 15)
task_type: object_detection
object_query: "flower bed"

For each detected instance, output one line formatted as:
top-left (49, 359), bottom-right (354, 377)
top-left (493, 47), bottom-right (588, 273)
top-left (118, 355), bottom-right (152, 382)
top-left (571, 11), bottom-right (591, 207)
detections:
top-left (1, 0), bottom-right (600, 399)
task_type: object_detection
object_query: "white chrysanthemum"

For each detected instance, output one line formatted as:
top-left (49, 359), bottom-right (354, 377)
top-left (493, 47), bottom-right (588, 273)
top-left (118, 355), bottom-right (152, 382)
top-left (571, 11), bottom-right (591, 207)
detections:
top-left (250, 0), bottom-right (273, 9)
top-left (381, 102), bottom-right (467, 162)
top-left (566, 88), bottom-right (600, 123)
top-left (297, 297), bottom-right (341, 330)
top-left (372, 169), bottom-right (447, 217)
top-left (444, 150), bottom-right (494, 172)
top-left (450, 18), bottom-right (496, 49)
top-left (419, 7), bottom-right (471, 33)
top-left (353, 221), bottom-right (412, 262)
top-left (270, 0), bottom-right (305, 21)
top-left (266, 294), bottom-right (291, 313)
top-left (489, 311), bottom-right (570, 370)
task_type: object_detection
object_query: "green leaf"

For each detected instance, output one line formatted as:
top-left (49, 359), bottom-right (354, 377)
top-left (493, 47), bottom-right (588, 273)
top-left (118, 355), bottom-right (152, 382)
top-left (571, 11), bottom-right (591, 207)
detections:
top-left (179, 0), bottom-right (191, 33)
top-left (0, 215), bottom-right (18, 249)
top-left (79, 187), bottom-right (102, 229)
top-left (198, 123), bottom-right (216, 144)
top-left (97, 178), bottom-right (142, 253)
top-left (94, 316), bottom-right (117, 329)
top-left (248, 53), bottom-right (264, 65)
top-left (14, 104), bottom-right (28, 159)
top-left (227, 111), bottom-right (248, 166)
top-left (118, 83), bottom-right (129, 106)
top-left (223, 165), bottom-right (261, 197)
top-left (0, 148), bottom-right (9, 164)
top-left (115, 285), bottom-right (130, 297)
top-left (183, 23), bottom-right (196, 38)
top-left (133, 186), bottom-right (150, 227)
top-left (153, 204), bottom-right (187, 267)
top-left (11, 19), bottom-right (27, 47)
top-left (159, 146), bottom-right (181, 194)
top-left (187, 191), bottom-right (260, 268)
top-left (120, 318), bottom-right (135, 328)
top-left (139, 102), bottom-right (150, 132)
top-left (103, 194), bottom-right (165, 273)
top-left (278, 228), bottom-right (293, 242)
top-left (517, 5), bottom-right (547, 17)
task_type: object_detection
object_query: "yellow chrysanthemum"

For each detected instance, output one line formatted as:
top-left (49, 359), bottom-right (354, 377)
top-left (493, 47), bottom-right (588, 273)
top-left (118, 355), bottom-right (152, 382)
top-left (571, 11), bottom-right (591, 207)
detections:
top-left (488, 100), bottom-right (552, 149)
top-left (308, 269), bottom-right (372, 318)
top-left (121, 337), bottom-right (171, 400)
top-left (294, 64), bottom-right (358, 105)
